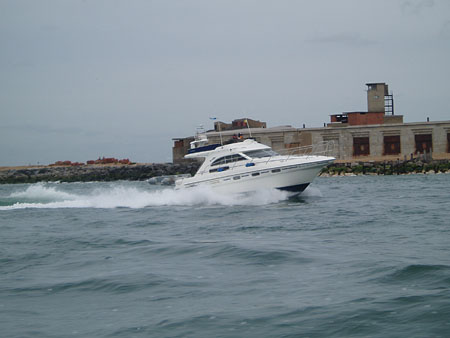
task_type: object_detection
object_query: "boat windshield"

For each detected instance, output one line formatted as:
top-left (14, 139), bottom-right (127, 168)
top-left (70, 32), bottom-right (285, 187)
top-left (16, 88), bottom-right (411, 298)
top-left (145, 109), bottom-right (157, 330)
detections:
top-left (243, 149), bottom-right (279, 158)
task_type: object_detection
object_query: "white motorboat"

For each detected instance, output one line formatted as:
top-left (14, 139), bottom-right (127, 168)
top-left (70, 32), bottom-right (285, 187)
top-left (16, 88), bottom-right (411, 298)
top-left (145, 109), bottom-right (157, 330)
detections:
top-left (175, 137), bottom-right (335, 195)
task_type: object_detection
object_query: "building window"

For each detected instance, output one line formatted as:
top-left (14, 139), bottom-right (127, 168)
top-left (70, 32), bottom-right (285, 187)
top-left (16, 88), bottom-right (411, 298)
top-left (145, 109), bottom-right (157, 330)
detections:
top-left (384, 136), bottom-right (401, 155)
top-left (353, 137), bottom-right (370, 156)
top-left (448, 133), bottom-right (450, 153)
top-left (415, 134), bottom-right (432, 154)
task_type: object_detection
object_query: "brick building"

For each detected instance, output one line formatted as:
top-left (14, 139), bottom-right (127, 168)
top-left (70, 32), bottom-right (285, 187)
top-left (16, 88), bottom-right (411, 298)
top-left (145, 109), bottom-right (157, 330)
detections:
top-left (172, 83), bottom-right (450, 163)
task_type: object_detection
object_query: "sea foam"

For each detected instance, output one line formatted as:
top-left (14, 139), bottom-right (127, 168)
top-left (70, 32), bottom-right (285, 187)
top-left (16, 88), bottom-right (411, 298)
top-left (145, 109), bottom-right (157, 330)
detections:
top-left (0, 182), bottom-right (296, 210)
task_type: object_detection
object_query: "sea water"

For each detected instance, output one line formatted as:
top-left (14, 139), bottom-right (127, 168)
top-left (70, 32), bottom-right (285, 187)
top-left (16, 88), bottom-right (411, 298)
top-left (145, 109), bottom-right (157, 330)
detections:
top-left (0, 175), bottom-right (449, 337)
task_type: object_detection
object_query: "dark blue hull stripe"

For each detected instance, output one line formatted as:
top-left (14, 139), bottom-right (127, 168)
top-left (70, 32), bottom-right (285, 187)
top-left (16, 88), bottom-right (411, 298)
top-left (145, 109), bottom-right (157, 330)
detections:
top-left (277, 183), bottom-right (309, 192)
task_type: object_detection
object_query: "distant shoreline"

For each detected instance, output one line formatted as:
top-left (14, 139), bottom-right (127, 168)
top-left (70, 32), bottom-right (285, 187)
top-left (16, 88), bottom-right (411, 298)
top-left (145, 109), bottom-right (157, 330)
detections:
top-left (0, 163), bottom-right (145, 171)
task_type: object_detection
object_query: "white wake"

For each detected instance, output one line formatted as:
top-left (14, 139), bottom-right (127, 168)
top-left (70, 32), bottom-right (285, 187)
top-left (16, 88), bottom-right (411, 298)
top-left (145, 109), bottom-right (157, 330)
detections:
top-left (0, 182), bottom-right (298, 210)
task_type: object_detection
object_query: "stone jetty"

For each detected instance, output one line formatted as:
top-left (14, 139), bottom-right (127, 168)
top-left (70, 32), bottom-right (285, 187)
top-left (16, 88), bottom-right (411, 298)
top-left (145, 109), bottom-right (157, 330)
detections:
top-left (321, 159), bottom-right (450, 176)
top-left (0, 163), bottom-right (201, 184)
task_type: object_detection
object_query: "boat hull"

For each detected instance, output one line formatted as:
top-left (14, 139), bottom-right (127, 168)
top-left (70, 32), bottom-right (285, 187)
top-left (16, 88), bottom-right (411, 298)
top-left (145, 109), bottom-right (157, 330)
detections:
top-left (176, 159), bottom-right (331, 195)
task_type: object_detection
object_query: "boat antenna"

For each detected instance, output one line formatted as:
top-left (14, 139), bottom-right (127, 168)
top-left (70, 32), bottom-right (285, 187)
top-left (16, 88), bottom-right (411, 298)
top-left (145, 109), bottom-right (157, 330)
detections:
top-left (210, 117), bottom-right (223, 145)
top-left (245, 118), bottom-right (252, 138)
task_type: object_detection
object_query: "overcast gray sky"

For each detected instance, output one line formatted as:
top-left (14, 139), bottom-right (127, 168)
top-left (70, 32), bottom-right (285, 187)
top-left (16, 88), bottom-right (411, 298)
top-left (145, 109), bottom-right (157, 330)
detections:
top-left (1, 0), bottom-right (449, 165)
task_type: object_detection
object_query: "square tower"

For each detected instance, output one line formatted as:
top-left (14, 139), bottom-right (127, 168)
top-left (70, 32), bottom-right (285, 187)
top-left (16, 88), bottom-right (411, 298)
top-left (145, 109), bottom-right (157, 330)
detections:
top-left (366, 83), bottom-right (389, 113)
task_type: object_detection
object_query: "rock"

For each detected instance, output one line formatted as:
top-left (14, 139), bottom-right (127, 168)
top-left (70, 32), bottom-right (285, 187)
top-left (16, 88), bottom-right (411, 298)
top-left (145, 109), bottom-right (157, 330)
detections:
top-left (0, 162), bottom-right (201, 184)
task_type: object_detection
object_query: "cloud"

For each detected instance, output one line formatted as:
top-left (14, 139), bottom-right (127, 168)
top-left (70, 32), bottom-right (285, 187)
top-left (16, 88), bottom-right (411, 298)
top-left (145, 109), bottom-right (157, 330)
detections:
top-left (439, 20), bottom-right (450, 39)
top-left (306, 33), bottom-right (377, 47)
top-left (401, 0), bottom-right (435, 15)
top-left (0, 123), bottom-right (86, 136)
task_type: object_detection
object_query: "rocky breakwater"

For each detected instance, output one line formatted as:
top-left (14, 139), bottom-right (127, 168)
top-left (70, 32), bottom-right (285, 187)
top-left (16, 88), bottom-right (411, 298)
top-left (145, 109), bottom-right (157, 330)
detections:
top-left (321, 159), bottom-right (450, 176)
top-left (0, 163), bottom-right (201, 184)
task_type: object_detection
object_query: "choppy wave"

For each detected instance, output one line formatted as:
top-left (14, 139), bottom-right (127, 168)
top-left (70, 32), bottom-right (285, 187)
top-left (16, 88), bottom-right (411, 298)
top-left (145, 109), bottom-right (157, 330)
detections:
top-left (379, 264), bottom-right (450, 287)
top-left (0, 182), bottom-right (296, 210)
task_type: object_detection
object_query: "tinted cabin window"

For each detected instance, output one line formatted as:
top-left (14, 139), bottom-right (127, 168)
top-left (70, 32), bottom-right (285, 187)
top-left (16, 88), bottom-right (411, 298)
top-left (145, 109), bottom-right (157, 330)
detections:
top-left (211, 157), bottom-right (226, 166)
top-left (209, 166), bottom-right (229, 173)
top-left (415, 134), bottom-right (432, 154)
top-left (384, 136), bottom-right (401, 155)
top-left (244, 149), bottom-right (279, 158)
top-left (211, 154), bottom-right (245, 166)
top-left (353, 137), bottom-right (370, 156)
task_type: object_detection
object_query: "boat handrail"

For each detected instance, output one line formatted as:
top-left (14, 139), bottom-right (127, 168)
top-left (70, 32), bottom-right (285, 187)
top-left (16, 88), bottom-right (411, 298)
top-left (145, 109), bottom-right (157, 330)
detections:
top-left (278, 140), bottom-right (336, 160)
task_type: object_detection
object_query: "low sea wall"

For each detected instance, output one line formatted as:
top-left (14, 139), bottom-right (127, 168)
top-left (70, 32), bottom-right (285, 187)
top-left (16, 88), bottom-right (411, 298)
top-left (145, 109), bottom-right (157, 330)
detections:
top-left (321, 159), bottom-right (450, 176)
top-left (0, 163), bottom-right (201, 184)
